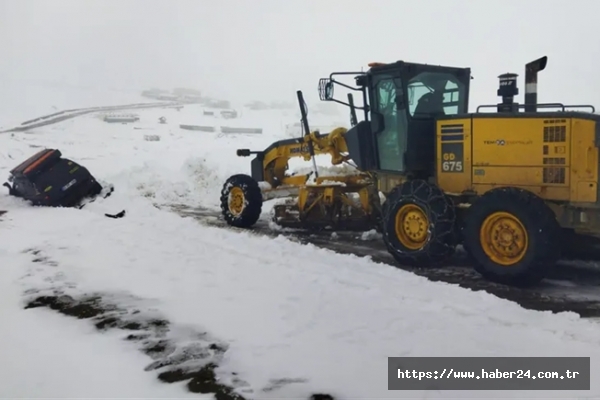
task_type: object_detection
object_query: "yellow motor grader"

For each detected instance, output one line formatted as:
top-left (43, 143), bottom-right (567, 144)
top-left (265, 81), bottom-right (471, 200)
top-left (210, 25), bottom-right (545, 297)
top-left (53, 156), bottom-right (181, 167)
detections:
top-left (220, 56), bottom-right (600, 287)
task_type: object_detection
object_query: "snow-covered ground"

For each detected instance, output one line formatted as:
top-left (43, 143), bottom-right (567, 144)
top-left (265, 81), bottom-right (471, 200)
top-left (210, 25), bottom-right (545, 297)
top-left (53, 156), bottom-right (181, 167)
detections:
top-left (1, 103), bottom-right (600, 398)
top-left (0, 79), bottom-right (148, 129)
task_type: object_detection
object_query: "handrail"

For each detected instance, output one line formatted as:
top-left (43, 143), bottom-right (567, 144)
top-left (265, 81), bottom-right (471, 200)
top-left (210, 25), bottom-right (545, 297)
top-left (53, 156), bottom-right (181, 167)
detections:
top-left (476, 103), bottom-right (595, 113)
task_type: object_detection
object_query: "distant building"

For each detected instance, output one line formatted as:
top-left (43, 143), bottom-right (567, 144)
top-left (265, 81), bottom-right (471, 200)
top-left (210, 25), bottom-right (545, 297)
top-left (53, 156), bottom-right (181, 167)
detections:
top-left (172, 87), bottom-right (202, 97)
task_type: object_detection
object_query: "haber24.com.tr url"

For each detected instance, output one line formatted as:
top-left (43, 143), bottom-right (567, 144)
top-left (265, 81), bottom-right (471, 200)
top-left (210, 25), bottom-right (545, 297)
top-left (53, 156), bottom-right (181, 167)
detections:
top-left (397, 368), bottom-right (581, 380)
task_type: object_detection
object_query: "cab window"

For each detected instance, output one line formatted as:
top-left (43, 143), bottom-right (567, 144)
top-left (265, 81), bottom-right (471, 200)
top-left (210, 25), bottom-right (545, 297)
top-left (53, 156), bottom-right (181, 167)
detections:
top-left (407, 72), bottom-right (467, 118)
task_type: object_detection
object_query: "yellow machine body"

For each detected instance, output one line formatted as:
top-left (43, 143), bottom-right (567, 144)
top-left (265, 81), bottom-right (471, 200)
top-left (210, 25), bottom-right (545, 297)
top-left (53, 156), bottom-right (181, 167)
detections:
top-left (434, 115), bottom-right (600, 234)
top-left (235, 127), bottom-right (380, 230)
top-left (258, 127), bottom-right (354, 188)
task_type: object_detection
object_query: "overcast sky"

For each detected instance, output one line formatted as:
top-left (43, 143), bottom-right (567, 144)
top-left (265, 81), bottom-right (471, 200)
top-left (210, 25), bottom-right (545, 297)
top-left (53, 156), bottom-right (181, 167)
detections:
top-left (1, 0), bottom-right (599, 108)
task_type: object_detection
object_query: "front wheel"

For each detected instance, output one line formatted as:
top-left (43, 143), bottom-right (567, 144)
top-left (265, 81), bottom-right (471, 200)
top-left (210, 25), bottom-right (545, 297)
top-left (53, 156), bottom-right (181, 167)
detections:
top-left (220, 174), bottom-right (263, 228)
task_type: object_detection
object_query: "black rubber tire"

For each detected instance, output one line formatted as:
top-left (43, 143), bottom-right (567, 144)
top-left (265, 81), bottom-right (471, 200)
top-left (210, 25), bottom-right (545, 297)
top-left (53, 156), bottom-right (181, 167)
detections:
top-left (220, 174), bottom-right (263, 228)
top-left (381, 179), bottom-right (458, 267)
top-left (462, 187), bottom-right (561, 287)
top-left (559, 229), bottom-right (600, 261)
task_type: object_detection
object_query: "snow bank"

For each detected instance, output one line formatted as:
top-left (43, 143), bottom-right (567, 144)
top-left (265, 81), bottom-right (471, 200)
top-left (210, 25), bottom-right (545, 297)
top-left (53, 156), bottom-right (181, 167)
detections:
top-left (3, 191), bottom-right (600, 398)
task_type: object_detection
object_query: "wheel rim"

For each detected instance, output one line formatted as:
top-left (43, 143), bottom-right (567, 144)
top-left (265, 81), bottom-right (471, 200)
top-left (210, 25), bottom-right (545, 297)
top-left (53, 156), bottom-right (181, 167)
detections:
top-left (480, 211), bottom-right (528, 266)
top-left (228, 187), bottom-right (245, 216)
top-left (394, 204), bottom-right (429, 250)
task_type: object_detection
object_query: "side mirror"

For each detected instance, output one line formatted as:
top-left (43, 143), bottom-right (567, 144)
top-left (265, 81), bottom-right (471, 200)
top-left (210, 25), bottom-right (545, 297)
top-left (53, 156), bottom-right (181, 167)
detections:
top-left (318, 78), bottom-right (335, 101)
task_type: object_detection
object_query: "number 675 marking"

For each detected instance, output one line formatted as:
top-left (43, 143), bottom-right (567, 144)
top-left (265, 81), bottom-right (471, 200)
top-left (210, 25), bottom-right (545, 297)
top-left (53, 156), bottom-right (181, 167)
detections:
top-left (442, 161), bottom-right (463, 172)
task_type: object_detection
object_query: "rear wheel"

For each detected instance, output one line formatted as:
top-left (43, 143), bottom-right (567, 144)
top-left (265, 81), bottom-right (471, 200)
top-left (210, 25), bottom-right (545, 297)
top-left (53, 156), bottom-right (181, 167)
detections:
top-left (462, 187), bottom-right (561, 287)
top-left (220, 174), bottom-right (263, 228)
top-left (381, 179), bottom-right (458, 267)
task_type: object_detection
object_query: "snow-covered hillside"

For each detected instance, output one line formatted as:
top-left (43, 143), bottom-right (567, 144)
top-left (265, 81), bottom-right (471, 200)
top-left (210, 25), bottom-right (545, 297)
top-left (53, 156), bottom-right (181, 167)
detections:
top-left (1, 103), bottom-right (600, 399)
top-left (0, 79), bottom-right (148, 129)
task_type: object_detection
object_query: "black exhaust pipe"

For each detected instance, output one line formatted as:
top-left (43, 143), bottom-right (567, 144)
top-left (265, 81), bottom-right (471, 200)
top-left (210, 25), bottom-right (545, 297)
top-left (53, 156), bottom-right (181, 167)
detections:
top-left (524, 56), bottom-right (548, 112)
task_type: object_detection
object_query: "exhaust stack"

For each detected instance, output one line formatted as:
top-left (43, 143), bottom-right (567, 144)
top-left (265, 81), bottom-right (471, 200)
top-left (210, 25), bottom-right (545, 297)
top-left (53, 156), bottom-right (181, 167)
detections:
top-left (524, 56), bottom-right (548, 112)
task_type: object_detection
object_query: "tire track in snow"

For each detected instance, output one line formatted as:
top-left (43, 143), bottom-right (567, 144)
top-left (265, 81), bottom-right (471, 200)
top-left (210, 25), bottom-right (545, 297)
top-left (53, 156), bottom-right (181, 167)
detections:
top-left (169, 204), bottom-right (600, 318)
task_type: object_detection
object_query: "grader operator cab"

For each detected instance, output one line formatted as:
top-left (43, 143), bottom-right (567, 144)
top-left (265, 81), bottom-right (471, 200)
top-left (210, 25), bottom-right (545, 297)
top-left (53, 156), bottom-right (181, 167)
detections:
top-left (220, 55), bottom-right (600, 287)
